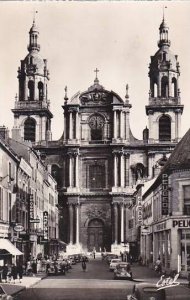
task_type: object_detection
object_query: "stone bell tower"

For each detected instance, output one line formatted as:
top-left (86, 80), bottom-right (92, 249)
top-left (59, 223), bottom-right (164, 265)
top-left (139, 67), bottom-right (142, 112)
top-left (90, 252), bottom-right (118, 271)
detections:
top-left (146, 17), bottom-right (183, 143)
top-left (12, 18), bottom-right (53, 144)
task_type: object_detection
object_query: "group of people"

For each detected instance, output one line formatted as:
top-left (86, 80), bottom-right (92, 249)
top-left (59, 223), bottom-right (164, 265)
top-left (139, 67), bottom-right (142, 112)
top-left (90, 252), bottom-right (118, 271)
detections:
top-left (0, 263), bottom-right (23, 284)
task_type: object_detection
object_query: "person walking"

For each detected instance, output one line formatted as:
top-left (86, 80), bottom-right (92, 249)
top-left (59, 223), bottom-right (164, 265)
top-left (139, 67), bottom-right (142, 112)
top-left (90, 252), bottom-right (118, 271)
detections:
top-left (31, 259), bottom-right (37, 277)
top-left (82, 259), bottom-right (87, 272)
top-left (11, 264), bottom-right (17, 284)
top-left (17, 263), bottom-right (23, 283)
top-left (2, 264), bottom-right (8, 283)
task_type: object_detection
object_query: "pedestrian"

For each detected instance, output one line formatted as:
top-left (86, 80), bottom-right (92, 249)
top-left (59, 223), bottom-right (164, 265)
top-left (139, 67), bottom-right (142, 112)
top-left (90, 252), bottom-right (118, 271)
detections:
top-left (11, 264), bottom-right (17, 284)
top-left (155, 257), bottom-right (162, 274)
top-left (26, 260), bottom-right (32, 276)
top-left (31, 259), bottom-right (37, 277)
top-left (17, 263), bottom-right (23, 283)
top-left (93, 247), bottom-right (96, 259)
top-left (2, 264), bottom-right (8, 283)
top-left (82, 260), bottom-right (87, 272)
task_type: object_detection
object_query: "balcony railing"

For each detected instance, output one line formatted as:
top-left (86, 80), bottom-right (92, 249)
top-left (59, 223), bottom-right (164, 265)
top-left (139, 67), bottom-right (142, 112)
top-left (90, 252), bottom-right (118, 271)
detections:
top-left (14, 100), bottom-right (50, 109)
top-left (148, 97), bottom-right (180, 106)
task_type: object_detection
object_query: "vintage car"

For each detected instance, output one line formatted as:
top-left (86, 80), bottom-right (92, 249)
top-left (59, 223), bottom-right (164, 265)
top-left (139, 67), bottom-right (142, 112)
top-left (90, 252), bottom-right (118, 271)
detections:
top-left (109, 258), bottom-right (121, 271)
top-left (127, 283), bottom-right (165, 300)
top-left (113, 262), bottom-right (132, 280)
top-left (0, 285), bottom-right (13, 300)
top-left (46, 261), bottom-right (65, 275)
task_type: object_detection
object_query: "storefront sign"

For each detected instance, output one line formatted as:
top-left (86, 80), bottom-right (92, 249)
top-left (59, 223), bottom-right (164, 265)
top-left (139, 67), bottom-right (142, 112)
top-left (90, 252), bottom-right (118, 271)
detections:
top-left (162, 174), bottom-right (169, 215)
top-left (173, 219), bottom-right (190, 228)
top-left (14, 224), bottom-right (24, 232)
top-left (29, 194), bottom-right (34, 220)
top-left (43, 211), bottom-right (48, 240)
top-left (137, 196), bottom-right (143, 226)
top-left (155, 222), bottom-right (167, 232)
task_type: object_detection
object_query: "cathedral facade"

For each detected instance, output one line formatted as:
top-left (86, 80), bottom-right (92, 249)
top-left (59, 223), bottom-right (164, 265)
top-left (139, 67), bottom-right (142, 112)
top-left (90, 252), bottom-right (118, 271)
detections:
top-left (11, 17), bottom-right (183, 253)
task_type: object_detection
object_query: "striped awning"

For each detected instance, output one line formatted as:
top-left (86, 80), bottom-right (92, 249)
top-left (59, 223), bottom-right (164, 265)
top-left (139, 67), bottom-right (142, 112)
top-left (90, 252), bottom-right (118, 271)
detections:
top-left (0, 239), bottom-right (23, 256)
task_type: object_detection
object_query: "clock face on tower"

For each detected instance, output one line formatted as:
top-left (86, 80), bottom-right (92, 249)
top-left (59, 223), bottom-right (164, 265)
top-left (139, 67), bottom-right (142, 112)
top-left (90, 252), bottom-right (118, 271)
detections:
top-left (88, 115), bottom-right (104, 129)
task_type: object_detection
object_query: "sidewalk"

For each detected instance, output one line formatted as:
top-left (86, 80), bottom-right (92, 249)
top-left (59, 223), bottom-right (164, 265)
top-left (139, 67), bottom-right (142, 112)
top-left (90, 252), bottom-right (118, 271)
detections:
top-left (0, 273), bottom-right (47, 297)
top-left (131, 263), bottom-right (189, 286)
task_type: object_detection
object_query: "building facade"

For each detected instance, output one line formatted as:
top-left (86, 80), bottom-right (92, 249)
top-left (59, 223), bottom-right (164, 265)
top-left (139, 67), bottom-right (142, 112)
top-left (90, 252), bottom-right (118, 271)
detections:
top-left (136, 128), bottom-right (190, 276)
top-left (11, 17), bottom-right (184, 254)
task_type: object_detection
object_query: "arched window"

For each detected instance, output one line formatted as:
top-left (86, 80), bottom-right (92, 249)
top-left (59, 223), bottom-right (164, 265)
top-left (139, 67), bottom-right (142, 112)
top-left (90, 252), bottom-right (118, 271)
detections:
top-left (38, 82), bottom-right (44, 101)
top-left (161, 76), bottom-right (169, 97)
top-left (24, 118), bottom-right (36, 142)
top-left (153, 82), bottom-right (158, 97)
top-left (172, 77), bottom-right (177, 97)
top-left (163, 52), bottom-right (167, 61)
top-left (51, 164), bottom-right (62, 187)
top-left (88, 114), bottom-right (104, 141)
top-left (28, 80), bottom-right (34, 101)
top-left (29, 56), bottom-right (33, 65)
top-left (159, 115), bottom-right (171, 141)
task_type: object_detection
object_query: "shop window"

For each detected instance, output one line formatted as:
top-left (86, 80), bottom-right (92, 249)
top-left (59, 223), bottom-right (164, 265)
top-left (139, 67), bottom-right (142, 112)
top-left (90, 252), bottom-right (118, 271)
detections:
top-left (183, 185), bottom-right (190, 215)
top-left (159, 115), bottom-right (171, 141)
top-left (24, 118), bottom-right (36, 142)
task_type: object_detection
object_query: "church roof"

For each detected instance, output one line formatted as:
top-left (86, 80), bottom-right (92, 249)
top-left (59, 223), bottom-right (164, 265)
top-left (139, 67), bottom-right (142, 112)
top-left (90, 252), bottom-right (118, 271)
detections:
top-left (161, 128), bottom-right (190, 172)
top-left (68, 81), bottom-right (125, 106)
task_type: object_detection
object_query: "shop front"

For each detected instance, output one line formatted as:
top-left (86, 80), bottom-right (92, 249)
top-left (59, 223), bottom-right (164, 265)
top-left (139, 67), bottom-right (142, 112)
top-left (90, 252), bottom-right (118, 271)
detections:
top-left (153, 220), bottom-right (172, 272)
top-left (153, 217), bottom-right (190, 275)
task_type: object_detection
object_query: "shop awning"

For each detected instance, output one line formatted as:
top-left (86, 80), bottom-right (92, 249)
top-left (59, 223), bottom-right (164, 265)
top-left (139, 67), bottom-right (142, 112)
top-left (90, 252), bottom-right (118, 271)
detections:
top-left (0, 239), bottom-right (23, 256)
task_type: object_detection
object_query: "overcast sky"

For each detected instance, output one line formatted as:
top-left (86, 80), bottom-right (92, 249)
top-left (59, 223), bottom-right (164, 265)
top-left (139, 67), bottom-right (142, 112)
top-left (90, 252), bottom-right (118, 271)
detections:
top-left (0, 1), bottom-right (190, 140)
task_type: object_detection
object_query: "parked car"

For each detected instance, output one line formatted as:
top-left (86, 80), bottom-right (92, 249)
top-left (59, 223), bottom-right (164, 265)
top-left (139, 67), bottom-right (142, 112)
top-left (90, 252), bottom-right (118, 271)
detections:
top-left (109, 258), bottom-right (121, 271)
top-left (0, 285), bottom-right (13, 300)
top-left (68, 255), bottom-right (76, 265)
top-left (105, 253), bottom-right (119, 264)
top-left (46, 261), bottom-right (65, 275)
top-left (127, 282), bottom-right (166, 300)
top-left (114, 262), bottom-right (132, 280)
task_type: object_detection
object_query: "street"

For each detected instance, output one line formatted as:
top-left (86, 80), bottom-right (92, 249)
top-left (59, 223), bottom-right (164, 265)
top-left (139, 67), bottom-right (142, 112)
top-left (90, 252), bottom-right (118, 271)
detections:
top-left (15, 257), bottom-right (190, 300)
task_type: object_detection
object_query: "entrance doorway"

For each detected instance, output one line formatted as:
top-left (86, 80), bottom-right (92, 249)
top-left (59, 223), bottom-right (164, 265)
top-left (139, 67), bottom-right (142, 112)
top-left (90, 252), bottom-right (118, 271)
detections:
top-left (87, 219), bottom-right (104, 252)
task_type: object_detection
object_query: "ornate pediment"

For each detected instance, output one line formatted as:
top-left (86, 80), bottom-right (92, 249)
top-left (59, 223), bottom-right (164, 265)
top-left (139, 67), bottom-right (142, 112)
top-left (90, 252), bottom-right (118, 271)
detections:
top-left (80, 91), bottom-right (110, 105)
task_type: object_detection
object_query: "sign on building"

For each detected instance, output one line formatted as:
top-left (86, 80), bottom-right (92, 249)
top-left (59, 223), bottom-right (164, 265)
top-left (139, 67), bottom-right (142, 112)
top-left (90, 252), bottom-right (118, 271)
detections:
top-left (43, 211), bottom-right (49, 240)
top-left (162, 174), bottom-right (169, 215)
top-left (29, 194), bottom-right (34, 221)
top-left (137, 196), bottom-right (143, 226)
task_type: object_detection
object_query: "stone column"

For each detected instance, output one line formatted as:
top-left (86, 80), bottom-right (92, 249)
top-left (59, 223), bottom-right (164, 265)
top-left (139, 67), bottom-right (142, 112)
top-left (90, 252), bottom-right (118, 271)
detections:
top-left (120, 203), bottom-right (124, 243)
top-left (113, 203), bottom-right (118, 244)
top-left (69, 154), bottom-right (73, 187)
top-left (114, 110), bottom-right (117, 139)
top-left (69, 204), bottom-right (73, 244)
top-left (76, 203), bottom-right (80, 244)
top-left (75, 153), bottom-right (79, 188)
top-left (69, 111), bottom-right (72, 140)
top-left (64, 112), bottom-right (67, 140)
top-left (120, 152), bottom-right (124, 188)
top-left (125, 154), bottom-right (129, 187)
top-left (120, 111), bottom-right (124, 139)
top-left (24, 78), bottom-right (28, 101)
top-left (104, 120), bottom-right (108, 140)
top-left (76, 111), bottom-right (80, 140)
top-left (114, 153), bottom-right (118, 187)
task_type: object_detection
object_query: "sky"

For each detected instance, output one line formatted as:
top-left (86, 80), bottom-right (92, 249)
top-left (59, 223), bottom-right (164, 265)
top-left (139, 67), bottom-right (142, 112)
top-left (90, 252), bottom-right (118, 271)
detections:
top-left (0, 1), bottom-right (190, 140)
